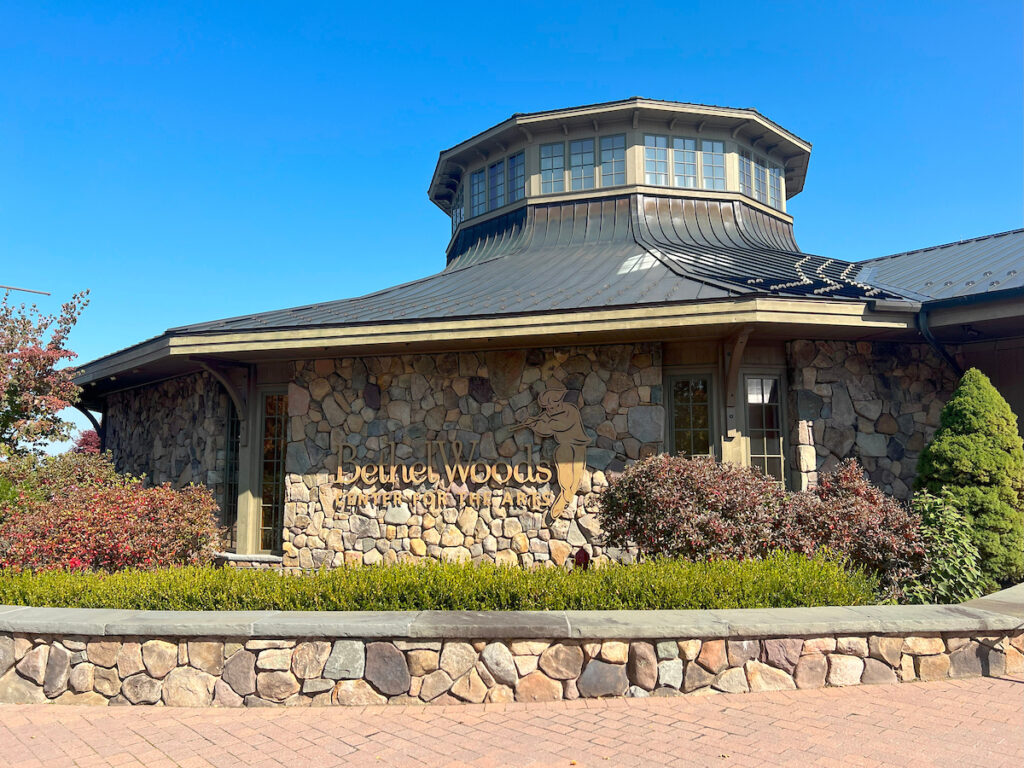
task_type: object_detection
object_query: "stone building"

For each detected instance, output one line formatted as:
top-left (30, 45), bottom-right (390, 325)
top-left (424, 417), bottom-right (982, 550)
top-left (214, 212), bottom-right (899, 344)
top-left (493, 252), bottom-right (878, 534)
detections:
top-left (74, 98), bottom-right (1024, 569)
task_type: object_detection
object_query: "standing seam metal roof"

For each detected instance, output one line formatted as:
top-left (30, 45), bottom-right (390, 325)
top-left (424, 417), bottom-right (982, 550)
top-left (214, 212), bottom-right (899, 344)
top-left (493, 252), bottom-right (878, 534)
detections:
top-left (170, 194), bottom-right (906, 335)
top-left (853, 228), bottom-right (1024, 301)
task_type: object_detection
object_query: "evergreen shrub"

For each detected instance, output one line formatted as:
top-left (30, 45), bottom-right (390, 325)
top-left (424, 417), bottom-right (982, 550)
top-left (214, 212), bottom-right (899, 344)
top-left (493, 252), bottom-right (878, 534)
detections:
top-left (915, 368), bottom-right (1024, 586)
top-left (0, 552), bottom-right (876, 611)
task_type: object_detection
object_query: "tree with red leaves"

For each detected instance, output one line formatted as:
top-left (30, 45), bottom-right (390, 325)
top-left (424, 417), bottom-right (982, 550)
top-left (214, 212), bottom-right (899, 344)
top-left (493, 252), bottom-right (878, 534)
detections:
top-left (71, 429), bottom-right (101, 454)
top-left (0, 290), bottom-right (89, 457)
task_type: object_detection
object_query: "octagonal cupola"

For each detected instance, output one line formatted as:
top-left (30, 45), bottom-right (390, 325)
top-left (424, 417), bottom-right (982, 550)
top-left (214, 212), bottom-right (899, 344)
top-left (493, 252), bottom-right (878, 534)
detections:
top-left (428, 97), bottom-right (812, 238)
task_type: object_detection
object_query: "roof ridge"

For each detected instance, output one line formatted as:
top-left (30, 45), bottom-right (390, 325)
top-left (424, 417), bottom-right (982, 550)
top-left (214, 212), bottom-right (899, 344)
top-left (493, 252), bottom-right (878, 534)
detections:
top-left (861, 227), bottom-right (1024, 265)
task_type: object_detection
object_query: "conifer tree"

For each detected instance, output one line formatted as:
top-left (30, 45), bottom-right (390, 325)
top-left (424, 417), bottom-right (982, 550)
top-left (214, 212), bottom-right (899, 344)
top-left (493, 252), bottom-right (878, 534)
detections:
top-left (916, 368), bottom-right (1024, 586)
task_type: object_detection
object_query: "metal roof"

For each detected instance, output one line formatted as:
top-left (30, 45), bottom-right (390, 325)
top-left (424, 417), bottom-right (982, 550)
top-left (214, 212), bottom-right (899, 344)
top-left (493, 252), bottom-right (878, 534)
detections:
top-left (854, 228), bottom-right (1024, 301)
top-left (171, 195), bottom-right (902, 336)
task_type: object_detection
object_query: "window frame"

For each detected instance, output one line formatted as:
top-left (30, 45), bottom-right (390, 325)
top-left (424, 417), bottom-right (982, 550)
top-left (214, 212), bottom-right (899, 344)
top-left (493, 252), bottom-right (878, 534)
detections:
top-left (599, 133), bottom-right (626, 187)
top-left (488, 159), bottom-right (506, 211)
top-left (664, 368), bottom-right (719, 459)
top-left (643, 134), bottom-right (670, 186)
top-left (540, 141), bottom-right (566, 194)
top-left (451, 183), bottom-right (464, 233)
top-left (469, 169), bottom-right (487, 217)
top-left (739, 368), bottom-right (789, 486)
top-left (701, 140), bottom-right (726, 191)
top-left (568, 137), bottom-right (596, 191)
top-left (257, 389), bottom-right (289, 554)
top-left (507, 151), bottom-right (526, 203)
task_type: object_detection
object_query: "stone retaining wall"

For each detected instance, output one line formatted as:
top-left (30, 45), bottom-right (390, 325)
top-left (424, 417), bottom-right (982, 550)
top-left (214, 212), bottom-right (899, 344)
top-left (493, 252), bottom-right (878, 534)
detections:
top-left (1, 630), bottom-right (1020, 707)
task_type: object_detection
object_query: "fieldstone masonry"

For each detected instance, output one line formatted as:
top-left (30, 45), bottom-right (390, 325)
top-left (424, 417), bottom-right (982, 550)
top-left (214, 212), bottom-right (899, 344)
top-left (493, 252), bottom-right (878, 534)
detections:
top-left (281, 344), bottom-right (663, 570)
top-left (788, 340), bottom-right (958, 498)
top-left (0, 630), bottom-right (1019, 707)
top-left (105, 372), bottom-right (233, 513)
top-left (104, 339), bottom-right (969, 566)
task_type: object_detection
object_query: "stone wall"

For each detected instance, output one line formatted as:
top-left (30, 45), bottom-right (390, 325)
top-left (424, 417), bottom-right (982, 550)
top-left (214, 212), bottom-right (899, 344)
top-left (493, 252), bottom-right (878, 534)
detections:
top-left (788, 341), bottom-right (958, 498)
top-left (1, 630), bottom-right (1019, 707)
top-left (105, 372), bottom-right (233, 513)
top-left (282, 344), bottom-right (663, 570)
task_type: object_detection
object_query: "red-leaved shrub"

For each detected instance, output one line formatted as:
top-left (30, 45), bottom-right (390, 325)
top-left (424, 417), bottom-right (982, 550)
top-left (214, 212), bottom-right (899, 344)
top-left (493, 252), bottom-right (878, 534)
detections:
top-left (0, 453), bottom-right (222, 571)
top-left (781, 460), bottom-right (925, 601)
top-left (599, 454), bottom-right (789, 561)
top-left (600, 455), bottom-right (926, 601)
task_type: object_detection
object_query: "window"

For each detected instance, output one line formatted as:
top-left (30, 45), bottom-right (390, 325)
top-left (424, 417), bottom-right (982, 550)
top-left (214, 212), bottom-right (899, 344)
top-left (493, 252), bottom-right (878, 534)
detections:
top-left (739, 150), bottom-right (754, 197)
top-left (260, 393), bottom-right (288, 552)
top-left (451, 183), bottom-right (464, 232)
top-left (507, 152), bottom-right (526, 202)
top-left (540, 142), bottom-right (565, 193)
top-left (470, 169), bottom-right (486, 216)
top-left (569, 138), bottom-right (595, 190)
top-left (753, 159), bottom-right (768, 204)
top-left (745, 375), bottom-right (784, 482)
top-left (644, 135), bottom-right (669, 185)
top-left (702, 140), bottom-right (725, 190)
top-left (740, 150), bottom-right (784, 210)
top-left (668, 374), bottom-right (714, 457)
top-left (488, 160), bottom-right (505, 210)
top-left (672, 137), bottom-right (697, 188)
top-left (600, 134), bottom-right (625, 186)
top-left (222, 404), bottom-right (240, 551)
top-left (768, 164), bottom-right (783, 210)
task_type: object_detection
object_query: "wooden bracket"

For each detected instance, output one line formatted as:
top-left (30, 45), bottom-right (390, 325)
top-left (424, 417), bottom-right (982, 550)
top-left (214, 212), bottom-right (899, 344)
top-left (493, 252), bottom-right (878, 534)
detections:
top-left (194, 358), bottom-right (251, 447)
top-left (724, 325), bottom-right (754, 436)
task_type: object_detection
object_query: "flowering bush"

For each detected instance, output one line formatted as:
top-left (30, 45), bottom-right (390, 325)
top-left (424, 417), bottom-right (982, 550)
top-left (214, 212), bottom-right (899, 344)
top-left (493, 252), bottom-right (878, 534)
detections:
top-left (599, 454), bottom-right (789, 561)
top-left (0, 453), bottom-right (222, 571)
top-left (781, 460), bottom-right (925, 602)
top-left (600, 456), bottom-right (925, 602)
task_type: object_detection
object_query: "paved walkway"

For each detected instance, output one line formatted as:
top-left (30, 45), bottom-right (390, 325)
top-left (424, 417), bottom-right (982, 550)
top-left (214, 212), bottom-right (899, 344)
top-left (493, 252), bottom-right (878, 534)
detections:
top-left (1, 676), bottom-right (1021, 768)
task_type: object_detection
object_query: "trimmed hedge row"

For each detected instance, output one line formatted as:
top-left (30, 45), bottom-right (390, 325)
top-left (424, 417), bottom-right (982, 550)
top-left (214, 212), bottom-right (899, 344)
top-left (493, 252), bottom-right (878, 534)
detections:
top-left (0, 551), bottom-right (876, 611)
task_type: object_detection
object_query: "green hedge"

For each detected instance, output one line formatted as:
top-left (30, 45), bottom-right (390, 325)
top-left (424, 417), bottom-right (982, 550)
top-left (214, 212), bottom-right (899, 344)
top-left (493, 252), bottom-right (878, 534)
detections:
top-left (0, 552), bottom-right (876, 611)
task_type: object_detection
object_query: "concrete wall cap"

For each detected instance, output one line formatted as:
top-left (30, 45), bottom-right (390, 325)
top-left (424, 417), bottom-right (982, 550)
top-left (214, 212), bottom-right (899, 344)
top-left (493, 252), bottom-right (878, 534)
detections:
top-left (0, 598), bottom-right (1019, 639)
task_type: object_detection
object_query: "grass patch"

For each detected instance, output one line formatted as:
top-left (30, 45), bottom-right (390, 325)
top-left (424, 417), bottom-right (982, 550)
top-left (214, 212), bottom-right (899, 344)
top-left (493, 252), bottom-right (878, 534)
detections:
top-left (0, 551), bottom-right (876, 611)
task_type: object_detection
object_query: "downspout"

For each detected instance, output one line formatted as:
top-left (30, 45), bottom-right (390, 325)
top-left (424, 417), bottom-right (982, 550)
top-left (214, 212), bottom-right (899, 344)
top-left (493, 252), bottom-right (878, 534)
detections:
top-left (917, 304), bottom-right (963, 377)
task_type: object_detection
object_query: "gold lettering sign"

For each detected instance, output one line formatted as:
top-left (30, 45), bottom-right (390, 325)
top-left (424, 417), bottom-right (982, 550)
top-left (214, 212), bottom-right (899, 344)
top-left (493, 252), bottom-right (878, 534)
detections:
top-left (337, 387), bottom-right (591, 517)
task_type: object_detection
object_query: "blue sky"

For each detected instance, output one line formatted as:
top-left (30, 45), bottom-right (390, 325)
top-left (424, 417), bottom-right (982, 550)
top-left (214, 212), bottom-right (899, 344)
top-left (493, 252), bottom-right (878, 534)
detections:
top-left (1, 1), bottom-right (1021, 446)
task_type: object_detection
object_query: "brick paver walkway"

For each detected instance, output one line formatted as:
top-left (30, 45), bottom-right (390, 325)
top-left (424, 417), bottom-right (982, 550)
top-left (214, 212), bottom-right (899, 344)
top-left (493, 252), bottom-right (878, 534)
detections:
top-left (1, 676), bottom-right (1021, 768)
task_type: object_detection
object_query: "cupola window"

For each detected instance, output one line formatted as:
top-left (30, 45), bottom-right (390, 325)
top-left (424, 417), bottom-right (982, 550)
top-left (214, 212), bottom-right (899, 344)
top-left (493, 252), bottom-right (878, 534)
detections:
top-left (740, 150), bottom-right (784, 210)
top-left (540, 142), bottom-right (565, 193)
top-left (507, 152), bottom-right (526, 203)
top-left (672, 137), bottom-right (698, 188)
top-left (643, 134), bottom-right (670, 185)
top-left (600, 134), bottom-right (626, 186)
top-left (701, 140), bottom-right (726, 190)
top-left (451, 183), bottom-right (464, 232)
top-left (569, 138), bottom-right (595, 190)
top-left (488, 160), bottom-right (506, 210)
top-left (470, 169), bottom-right (486, 216)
